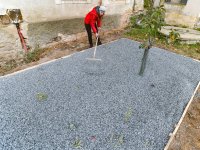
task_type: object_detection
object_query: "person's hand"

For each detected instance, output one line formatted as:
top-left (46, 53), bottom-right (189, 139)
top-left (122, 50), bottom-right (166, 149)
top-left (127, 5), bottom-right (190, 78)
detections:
top-left (98, 27), bottom-right (101, 31)
top-left (95, 33), bottom-right (99, 38)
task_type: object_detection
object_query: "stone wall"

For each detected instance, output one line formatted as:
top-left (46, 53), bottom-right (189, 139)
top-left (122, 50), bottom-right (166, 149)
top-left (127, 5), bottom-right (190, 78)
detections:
top-left (164, 0), bottom-right (200, 28)
top-left (164, 3), bottom-right (197, 28)
top-left (27, 15), bottom-right (122, 47)
top-left (165, 11), bottom-right (198, 28)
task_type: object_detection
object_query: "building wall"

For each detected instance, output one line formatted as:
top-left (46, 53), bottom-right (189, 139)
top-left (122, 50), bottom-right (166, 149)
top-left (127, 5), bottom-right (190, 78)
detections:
top-left (134, 0), bottom-right (144, 11)
top-left (0, 0), bottom-right (134, 60)
top-left (27, 15), bottom-right (123, 46)
top-left (0, 0), bottom-right (133, 23)
top-left (163, 0), bottom-right (200, 28)
top-left (166, 0), bottom-right (200, 18)
top-left (183, 0), bottom-right (200, 17)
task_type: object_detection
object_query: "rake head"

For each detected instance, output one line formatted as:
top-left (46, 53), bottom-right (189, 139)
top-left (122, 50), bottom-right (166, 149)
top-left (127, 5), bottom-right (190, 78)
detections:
top-left (86, 57), bottom-right (102, 61)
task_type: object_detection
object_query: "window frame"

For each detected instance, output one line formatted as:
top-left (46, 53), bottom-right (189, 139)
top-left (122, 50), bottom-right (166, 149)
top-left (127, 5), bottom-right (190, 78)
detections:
top-left (55, 0), bottom-right (92, 4)
top-left (109, 0), bottom-right (130, 4)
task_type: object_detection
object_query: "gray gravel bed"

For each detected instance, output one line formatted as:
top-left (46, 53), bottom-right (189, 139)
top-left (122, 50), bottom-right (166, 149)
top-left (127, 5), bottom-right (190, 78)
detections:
top-left (0, 38), bottom-right (200, 150)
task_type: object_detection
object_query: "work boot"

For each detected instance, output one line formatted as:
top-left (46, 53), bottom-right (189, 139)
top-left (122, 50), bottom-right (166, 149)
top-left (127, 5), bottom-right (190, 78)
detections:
top-left (98, 41), bottom-right (102, 46)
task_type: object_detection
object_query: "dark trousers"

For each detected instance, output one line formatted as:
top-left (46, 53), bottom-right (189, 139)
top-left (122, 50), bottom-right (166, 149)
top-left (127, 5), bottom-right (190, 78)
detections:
top-left (85, 24), bottom-right (102, 47)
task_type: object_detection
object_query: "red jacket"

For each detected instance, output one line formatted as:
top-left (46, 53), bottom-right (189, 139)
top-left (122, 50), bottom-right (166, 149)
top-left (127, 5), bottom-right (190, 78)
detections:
top-left (84, 7), bottom-right (102, 33)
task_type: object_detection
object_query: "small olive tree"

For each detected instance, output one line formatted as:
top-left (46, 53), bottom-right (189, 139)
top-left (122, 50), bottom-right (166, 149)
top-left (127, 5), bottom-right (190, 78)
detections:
top-left (138, 5), bottom-right (165, 75)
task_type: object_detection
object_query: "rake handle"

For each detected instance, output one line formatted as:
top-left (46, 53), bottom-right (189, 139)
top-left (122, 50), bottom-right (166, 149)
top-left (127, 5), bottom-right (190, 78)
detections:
top-left (93, 36), bottom-right (99, 58)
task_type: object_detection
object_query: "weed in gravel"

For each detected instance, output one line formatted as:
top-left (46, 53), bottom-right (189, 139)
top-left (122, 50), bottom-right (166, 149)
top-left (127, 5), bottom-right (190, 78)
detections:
top-left (118, 134), bottom-right (125, 145)
top-left (124, 107), bottom-right (133, 123)
top-left (68, 122), bottom-right (78, 130)
top-left (108, 133), bottom-right (125, 148)
top-left (73, 139), bottom-right (82, 149)
top-left (36, 93), bottom-right (48, 101)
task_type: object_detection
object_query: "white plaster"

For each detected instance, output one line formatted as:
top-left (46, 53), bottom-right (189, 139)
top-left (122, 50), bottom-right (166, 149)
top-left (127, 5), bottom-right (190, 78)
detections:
top-left (183, 0), bottom-right (200, 17)
top-left (0, 0), bottom-right (134, 23)
top-left (134, 0), bottom-right (144, 11)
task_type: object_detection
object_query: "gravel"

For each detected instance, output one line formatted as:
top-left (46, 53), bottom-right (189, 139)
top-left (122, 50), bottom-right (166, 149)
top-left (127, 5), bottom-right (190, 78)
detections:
top-left (0, 38), bottom-right (200, 150)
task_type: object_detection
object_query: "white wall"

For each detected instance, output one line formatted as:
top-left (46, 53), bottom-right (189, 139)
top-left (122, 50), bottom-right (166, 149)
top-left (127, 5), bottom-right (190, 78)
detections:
top-left (153, 0), bottom-right (200, 18)
top-left (0, 0), bottom-right (134, 23)
top-left (183, 0), bottom-right (200, 17)
top-left (154, 0), bottom-right (161, 7)
top-left (134, 0), bottom-right (144, 10)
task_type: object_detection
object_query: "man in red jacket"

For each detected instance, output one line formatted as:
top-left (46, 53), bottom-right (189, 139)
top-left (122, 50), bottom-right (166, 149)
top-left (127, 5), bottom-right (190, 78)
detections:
top-left (84, 6), bottom-right (106, 48)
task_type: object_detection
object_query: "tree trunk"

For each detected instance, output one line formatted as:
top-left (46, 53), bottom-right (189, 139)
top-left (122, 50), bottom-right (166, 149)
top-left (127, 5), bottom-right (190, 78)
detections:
top-left (139, 48), bottom-right (150, 76)
top-left (139, 37), bottom-right (152, 76)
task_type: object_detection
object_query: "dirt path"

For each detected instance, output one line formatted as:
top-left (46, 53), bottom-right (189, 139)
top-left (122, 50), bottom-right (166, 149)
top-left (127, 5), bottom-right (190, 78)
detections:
top-left (0, 29), bottom-right (124, 76)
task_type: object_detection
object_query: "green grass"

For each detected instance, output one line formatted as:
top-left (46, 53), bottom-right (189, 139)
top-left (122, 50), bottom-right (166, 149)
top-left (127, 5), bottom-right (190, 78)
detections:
top-left (23, 45), bottom-right (45, 63)
top-left (125, 28), bottom-right (148, 41)
top-left (195, 28), bottom-right (200, 32)
top-left (125, 27), bottom-right (200, 60)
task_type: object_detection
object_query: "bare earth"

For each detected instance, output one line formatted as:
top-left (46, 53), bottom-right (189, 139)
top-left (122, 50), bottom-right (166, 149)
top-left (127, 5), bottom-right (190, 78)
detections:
top-left (0, 29), bottom-right (124, 76)
top-left (0, 28), bottom-right (200, 150)
top-left (168, 87), bottom-right (200, 150)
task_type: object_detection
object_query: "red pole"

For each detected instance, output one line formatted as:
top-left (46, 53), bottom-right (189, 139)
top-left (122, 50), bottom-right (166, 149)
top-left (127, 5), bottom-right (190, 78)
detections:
top-left (16, 23), bottom-right (28, 53)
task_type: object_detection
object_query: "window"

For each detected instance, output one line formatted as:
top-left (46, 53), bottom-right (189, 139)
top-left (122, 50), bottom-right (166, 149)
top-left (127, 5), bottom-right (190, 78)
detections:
top-left (165, 0), bottom-right (188, 5)
top-left (110, 0), bottom-right (130, 4)
top-left (55, 0), bottom-right (91, 4)
top-left (180, 0), bottom-right (188, 5)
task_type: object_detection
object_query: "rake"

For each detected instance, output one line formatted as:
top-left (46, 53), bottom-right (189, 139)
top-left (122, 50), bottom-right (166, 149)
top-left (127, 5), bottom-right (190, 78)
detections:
top-left (86, 33), bottom-right (101, 61)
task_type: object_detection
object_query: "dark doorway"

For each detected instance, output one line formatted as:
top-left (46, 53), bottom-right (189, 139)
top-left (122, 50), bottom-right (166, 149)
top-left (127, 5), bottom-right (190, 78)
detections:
top-left (180, 0), bottom-right (188, 5)
top-left (165, 0), bottom-right (188, 5)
